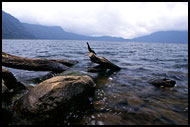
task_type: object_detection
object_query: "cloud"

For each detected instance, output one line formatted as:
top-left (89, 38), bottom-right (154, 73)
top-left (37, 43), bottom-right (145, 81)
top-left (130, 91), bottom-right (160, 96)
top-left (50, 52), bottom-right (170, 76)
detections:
top-left (2, 2), bottom-right (188, 39)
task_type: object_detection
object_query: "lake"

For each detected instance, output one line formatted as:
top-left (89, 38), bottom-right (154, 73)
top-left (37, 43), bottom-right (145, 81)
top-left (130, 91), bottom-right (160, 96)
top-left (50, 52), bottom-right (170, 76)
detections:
top-left (2, 39), bottom-right (188, 125)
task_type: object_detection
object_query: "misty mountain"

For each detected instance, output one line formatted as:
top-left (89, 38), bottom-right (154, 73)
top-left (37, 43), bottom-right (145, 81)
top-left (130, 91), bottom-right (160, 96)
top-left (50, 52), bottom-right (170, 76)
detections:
top-left (22, 23), bottom-right (126, 41)
top-left (22, 23), bottom-right (96, 40)
top-left (2, 10), bottom-right (125, 41)
top-left (2, 10), bottom-right (188, 43)
top-left (130, 31), bottom-right (188, 43)
top-left (2, 11), bottom-right (35, 39)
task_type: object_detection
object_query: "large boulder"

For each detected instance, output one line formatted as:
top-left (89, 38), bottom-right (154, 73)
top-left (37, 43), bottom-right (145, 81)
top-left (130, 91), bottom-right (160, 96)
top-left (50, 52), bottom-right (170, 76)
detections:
top-left (15, 75), bottom-right (96, 124)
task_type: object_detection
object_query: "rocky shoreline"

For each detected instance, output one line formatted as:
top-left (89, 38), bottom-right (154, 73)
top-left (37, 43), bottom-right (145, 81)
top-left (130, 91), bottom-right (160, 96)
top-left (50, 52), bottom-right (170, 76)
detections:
top-left (2, 68), bottom-right (96, 125)
top-left (2, 44), bottom-right (177, 125)
top-left (2, 67), bottom-right (177, 125)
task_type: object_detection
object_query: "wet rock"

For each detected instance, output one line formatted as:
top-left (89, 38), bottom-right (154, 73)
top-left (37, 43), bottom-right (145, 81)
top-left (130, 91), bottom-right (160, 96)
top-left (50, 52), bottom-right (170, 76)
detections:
top-left (2, 68), bottom-right (26, 91)
top-left (149, 78), bottom-right (176, 87)
top-left (2, 68), bottom-right (28, 118)
top-left (97, 121), bottom-right (104, 125)
top-left (88, 65), bottom-right (107, 73)
top-left (15, 75), bottom-right (96, 123)
top-left (90, 120), bottom-right (96, 125)
top-left (93, 100), bottom-right (106, 111)
top-left (25, 72), bottom-right (55, 85)
top-left (137, 107), bottom-right (161, 120)
top-left (105, 93), bottom-right (129, 110)
top-left (2, 79), bottom-right (13, 125)
top-left (127, 95), bottom-right (144, 107)
top-left (59, 70), bottom-right (87, 76)
top-left (156, 107), bottom-right (187, 124)
top-left (2, 79), bottom-right (8, 94)
top-left (2, 79), bottom-right (11, 102)
top-left (83, 113), bottom-right (128, 125)
top-left (2, 108), bottom-right (12, 125)
top-left (2, 52), bottom-right (70, 73)
top-left (59, 70), bottom-right (98, 80)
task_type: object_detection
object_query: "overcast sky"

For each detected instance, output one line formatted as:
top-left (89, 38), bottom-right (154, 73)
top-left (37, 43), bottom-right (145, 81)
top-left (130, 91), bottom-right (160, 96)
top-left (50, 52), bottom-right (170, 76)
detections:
top-left (2, 2), bottom-right (188, 39)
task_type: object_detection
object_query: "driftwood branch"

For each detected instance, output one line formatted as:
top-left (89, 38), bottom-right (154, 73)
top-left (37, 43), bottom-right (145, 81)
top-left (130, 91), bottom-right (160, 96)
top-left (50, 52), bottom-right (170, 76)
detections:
top-left (86, 42), bottom-right (121, 72)
top-left (2, 52), bottom-right (78, 73)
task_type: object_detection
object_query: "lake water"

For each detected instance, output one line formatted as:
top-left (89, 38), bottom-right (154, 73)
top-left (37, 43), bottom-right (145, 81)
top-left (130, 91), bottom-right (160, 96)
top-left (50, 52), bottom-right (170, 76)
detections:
top-left (2, 39), bottom-right (188, 125)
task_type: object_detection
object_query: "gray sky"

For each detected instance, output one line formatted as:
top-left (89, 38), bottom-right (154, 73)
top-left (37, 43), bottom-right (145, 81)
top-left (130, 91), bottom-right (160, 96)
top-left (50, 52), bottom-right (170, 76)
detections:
top-left (2, 2), bottom-right (188, 39)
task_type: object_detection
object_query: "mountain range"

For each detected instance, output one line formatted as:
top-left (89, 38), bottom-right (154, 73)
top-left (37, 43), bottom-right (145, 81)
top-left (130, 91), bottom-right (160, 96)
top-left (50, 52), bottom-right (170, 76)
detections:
top-left (2, 11), bottom-right (35, 39)
top-left (131, 31), bottom-right (188, 43)
top-left (2, 10), bottom-right (188, 43)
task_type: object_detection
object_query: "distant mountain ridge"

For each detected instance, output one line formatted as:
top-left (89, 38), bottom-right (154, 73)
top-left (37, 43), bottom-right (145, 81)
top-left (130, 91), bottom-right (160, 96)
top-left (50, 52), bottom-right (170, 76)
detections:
top-left (130, 31), bottom-right (188, 43)
top-left (2, 10), bottom-right (188, 43)
top-left (22, 23), bottom-right (126, 41)
top-left (2, 11), bottom-right (35, 39)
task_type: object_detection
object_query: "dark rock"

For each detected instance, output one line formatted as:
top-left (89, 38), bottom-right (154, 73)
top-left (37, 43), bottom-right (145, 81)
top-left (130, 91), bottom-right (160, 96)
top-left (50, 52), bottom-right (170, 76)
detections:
top-left (2, 79), bottom-right (11, 102)
top-left (88, 65), bottom-right (107, 73)
top-left (93, 100), bottom-right (106, 111)
top-left (88, 52), bottom-right (121, 71)
top-left (1, 108), bottom-right (12, 125)
top-left (81, 112), bottom-right (127, 125)
top-left (2, 68), bottom-right (26, 91)
top-left (126, 95), bottom-right (144, 107)
top-left (87, 43), bottom-right (121, 72)
top-left (2, 52), bottom-right (70, 73)
top-left (59, 70), bottom-right (87, 76)
top-left (14, 75), bottom-right (96, 123)
top-left (149, 78), bottom-right (176, 87)
top-left (2, 68), bottom-right (28, 110)
top-left (2, 79), bottom-right (13, 125)
top-left (2, 79), bottom-right (8, 94)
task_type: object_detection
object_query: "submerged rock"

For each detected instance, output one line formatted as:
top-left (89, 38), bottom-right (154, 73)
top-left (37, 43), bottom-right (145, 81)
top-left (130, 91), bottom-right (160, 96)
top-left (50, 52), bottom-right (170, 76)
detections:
top-left (88, 65), bottom-right (107, 73)
top-left (93, 100), bottom-right (106, 111)
top-left (15, 75), bottom-right (96, 124)
top-left (82, 112), bottom-right (127, 125)
top-left (59, 70), bottom-right (87, 76)
top-left (149, 78), bottom-right (176, 87)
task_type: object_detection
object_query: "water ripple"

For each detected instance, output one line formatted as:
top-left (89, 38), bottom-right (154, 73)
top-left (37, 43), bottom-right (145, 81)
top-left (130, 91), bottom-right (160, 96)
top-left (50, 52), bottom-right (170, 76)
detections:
top-left (2, 40), bottom-right (188, 125)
